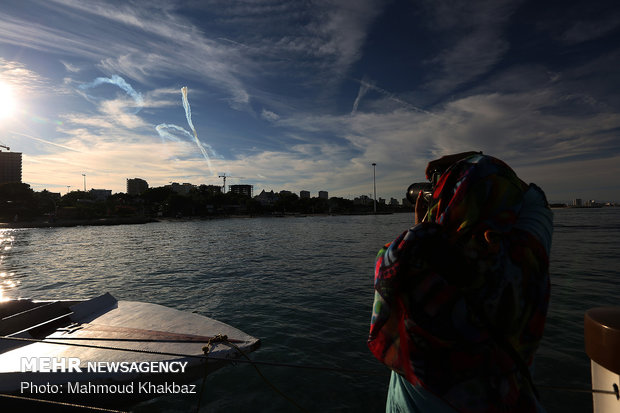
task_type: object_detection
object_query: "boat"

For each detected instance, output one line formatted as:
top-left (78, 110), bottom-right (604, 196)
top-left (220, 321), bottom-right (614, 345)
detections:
top-left (584, 307), bottom-right (620, 413)
top-left (0, 292), bottom-right (260, 409)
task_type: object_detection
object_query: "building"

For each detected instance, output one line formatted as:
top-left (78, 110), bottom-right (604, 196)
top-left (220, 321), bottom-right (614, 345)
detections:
top-left (126, 178), bottom-right (149, 195)
top-left (573, 198), bottom-right (583, 207)
top-left (318, 191), bottom-right (328, 200)
top-left (354, 195), bottom-right (371, 205)
top-left (390, 197), bottom-right (399, 206)
top-left (300, 190), bottom-right (310, 199)
top-left (229, 184), bottom-right (253, 197)
top-left (0, 150), bottom-right (22, 184)
top-left (169, 182), bottom-right (195, 195)
top-left (255, 189), bottom-right (277, 206)
top-left (201, 185), bottom-right (222, 194)
top-left (89, 189), bottom-right (112, 201)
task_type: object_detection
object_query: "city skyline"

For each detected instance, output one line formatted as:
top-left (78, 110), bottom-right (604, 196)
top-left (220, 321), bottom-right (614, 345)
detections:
top-left (1, 1), bottom-right (620, 204)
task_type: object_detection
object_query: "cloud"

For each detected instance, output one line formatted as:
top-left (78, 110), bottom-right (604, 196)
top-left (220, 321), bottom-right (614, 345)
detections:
top-left (561, 14), bottom-right (620, 44)
top-left (422, 0), bottom-right (522, 94)
top-left (0, 58), bottom-right (51, 94)
top-left (60, 60), bottom-right (81, 73)
top-left (311, 0), bottom-right (383, 74)
top-left (0, 2), bottom-right (253, 112)
top-left (261, 109), bottom-right (280, 122)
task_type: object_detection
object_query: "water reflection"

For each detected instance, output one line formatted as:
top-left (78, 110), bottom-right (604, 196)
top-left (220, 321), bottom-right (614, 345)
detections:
top-left (0, 230), bottom-right (17, 301)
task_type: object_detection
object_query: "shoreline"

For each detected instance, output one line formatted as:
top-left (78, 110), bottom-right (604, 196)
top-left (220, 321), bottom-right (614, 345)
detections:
top-left (0, 211), bottom-right (411, 229)
top-left (0, 217), bottom-right (158, 229)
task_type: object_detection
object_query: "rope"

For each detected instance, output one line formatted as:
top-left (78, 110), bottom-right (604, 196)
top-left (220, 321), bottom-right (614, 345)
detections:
top-left (0, 335), bottom-right (385, 375)
top-left (5, 334), bottom-right (618, 407)
top-left (539, 383), bottom-right (620, 399)
top-left (0, 392), bottom-right (127, 412)
top-left (218, 335), bottom-right (309, 412)
top-left (196, 334), bottom-right (228, 412)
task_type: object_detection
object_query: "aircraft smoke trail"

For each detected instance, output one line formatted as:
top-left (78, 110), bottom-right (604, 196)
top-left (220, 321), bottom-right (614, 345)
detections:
top-left (180, 86), bottom-right (216, 176)
top-left (154, 87), bottom-right (217, 176)
top-left (351, 79), bottom-right (370, 115)
top-left (79, 75), bottom-right (144, 112)
top-left (181, 87), bottom-right (196, 133)
top-left (10, 131), bottom-right (82, 152)
top-left (352, 78), bottom-right (432, 115)
top-left (155, 123), bottom-right (194, 143)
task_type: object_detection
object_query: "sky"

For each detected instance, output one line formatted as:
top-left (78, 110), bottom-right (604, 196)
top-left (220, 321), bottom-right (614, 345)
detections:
top-left (0, 0), bottom-right (619, 204)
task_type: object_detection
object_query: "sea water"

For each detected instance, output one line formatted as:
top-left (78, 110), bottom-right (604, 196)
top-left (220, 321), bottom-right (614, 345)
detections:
top-left (1, 208), bottom-right (618, 412)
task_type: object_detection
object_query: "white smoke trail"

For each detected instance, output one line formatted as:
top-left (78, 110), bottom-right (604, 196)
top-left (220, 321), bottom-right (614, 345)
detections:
top-left (9, 131), bottom-right (82, 152)
top-left (79, 75), bottom-right (144, 112)
top-left (351, 80), bottom-right (370, 115)
top-left (179, 86), bottom-right (216, 176)
top-left (155, 123), bottom-right (194, 142)
top-left (154, 122), bottom-right (216, 176)
top-left (352, 78), bottom-right (432, 115)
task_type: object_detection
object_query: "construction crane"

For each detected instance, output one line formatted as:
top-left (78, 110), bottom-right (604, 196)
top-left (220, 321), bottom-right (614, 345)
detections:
top-left (218, 174), bottom-right (245, 193)
top-left (0, 144), bottom-right (9, 152)
top-left (218, 174), bottom-right (228, 193)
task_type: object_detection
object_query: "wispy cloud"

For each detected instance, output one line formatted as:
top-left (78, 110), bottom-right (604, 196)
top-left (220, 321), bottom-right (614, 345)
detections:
top-left (0, 58), bottom-right (51, 93)
top-left (261, 109), bottom-right (280, 122)
top-left (422, 0), bottom-right (522, 94)
top-left (2, 0), bottom-right (619, 203)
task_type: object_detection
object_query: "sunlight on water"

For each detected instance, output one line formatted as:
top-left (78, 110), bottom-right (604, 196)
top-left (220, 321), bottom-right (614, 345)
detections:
top-left (0, 231), bottom-right (16, 301)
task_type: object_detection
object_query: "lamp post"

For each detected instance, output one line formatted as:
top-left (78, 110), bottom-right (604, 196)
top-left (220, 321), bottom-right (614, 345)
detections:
top-left (372, 163), bottom-right (377, 213)
top-left (82, 174), bottom-right (86, 192)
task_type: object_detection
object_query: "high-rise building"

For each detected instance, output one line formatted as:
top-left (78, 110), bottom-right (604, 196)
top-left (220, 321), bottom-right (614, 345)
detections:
top-left (318, 191), bottom-right (328, 199)
top-left (201, 185), bottom-right (222, 194)
top-left (300, 190), bottom-right (310, 199)
top-left (126, 178), bottom-right (149, 195)
top-left (229, 184), bottom-right (253, 197)
top-left (0, 151), bottom-right (22, 184)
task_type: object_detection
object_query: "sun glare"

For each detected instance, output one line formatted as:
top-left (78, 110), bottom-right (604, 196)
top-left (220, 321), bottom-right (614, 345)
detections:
top-left (0, 82), bottom-right (16, 119)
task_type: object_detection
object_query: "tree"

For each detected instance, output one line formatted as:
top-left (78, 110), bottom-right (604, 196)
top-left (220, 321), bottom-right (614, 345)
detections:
top-left (0, 183), bottom-right (37, 220)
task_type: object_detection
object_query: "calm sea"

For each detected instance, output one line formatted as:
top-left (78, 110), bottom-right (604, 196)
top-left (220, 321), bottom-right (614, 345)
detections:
top-left (1, 208), bottom-right (619, 412)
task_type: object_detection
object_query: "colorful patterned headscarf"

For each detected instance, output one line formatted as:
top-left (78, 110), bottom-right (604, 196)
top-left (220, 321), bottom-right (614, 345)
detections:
top-left (368, 154), bottom-right (551, 412)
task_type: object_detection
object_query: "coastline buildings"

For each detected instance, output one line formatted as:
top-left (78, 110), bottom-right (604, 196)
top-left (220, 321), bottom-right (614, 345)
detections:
top-left (318, 191), bottom-right (328, 200)
top-left (127, 178), bottom-right (149, 195)
top-left (0, 150), bottom-right (21, 184)
top-left (300, 190), bottom-right (310, 199)
top-left (169, 182), bottom-right (194, 195)
top-left (201, 185), bottom-right (222, 194)
top-left (229, 184), bottom-right (253, 197)
top-left (255, 189), bottom-right (277, 206)
top-left (90, 189), bottom-right (112, 201)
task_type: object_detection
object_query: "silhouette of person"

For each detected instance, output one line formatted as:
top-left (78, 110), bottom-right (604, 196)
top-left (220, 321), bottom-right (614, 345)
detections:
top-left (369, 152), bottom-right (552, 412)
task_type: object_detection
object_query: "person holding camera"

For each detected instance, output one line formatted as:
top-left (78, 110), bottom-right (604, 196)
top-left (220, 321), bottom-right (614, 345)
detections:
top-left (368, 152), bottom-right (552, 412)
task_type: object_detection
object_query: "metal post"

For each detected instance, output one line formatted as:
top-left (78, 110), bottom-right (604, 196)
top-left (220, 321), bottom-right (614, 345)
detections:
top-left (372, 163), bottom-right (377, 213)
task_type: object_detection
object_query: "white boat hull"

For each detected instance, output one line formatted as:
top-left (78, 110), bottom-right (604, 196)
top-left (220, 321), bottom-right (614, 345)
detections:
top-left (0, 293), bottom-right (260, 407)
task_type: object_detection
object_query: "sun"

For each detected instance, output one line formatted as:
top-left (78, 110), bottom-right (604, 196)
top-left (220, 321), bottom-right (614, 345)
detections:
top-left (0, 82), bottom-right (16, 119)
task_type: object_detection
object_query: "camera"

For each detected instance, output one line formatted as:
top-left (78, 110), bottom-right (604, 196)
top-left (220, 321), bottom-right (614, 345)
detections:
top-left (406, 169), bottom-right (442, 205)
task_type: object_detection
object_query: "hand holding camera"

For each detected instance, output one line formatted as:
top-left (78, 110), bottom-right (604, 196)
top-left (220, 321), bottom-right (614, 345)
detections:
top-left (407, 151), bottom-right (483, 224)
